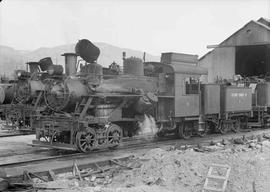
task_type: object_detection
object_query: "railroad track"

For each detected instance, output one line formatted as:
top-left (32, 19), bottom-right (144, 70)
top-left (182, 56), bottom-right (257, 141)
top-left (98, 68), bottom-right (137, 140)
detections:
top-left (2, 128), bottom-right (270, 176)
top-left (0, 131), bottom-right (34, 138)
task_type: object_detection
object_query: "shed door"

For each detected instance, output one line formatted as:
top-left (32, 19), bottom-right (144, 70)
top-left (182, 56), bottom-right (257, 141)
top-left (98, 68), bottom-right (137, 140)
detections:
top-left (235, 45), bottom-right (270, 77)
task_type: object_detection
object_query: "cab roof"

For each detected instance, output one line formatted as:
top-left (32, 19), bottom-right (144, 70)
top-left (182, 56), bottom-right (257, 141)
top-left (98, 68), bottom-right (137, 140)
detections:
top-left (145, 62), bottom-right (208, 75)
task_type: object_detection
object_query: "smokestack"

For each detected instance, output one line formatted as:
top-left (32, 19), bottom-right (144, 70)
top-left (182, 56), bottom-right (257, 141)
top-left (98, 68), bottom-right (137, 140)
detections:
top-left (62, 53), bottom-right (77, 76)
top-left (27, 62), bottom-right (40, 74)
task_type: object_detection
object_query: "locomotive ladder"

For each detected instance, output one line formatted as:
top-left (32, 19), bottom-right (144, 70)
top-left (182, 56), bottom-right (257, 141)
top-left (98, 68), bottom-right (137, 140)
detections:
top-left (202, 164), bottom-right (231, 192)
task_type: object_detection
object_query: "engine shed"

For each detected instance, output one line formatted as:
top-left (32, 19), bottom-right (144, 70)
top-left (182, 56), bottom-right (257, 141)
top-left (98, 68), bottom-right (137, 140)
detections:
top-left (199, 17), bottom-right (270, 82)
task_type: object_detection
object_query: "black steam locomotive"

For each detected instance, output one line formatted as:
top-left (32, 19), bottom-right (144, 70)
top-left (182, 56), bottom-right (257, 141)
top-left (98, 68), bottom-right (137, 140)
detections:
top-left (1, 39), bottom-right (270, 153)
top-left (0, 55), bottom-right (71, 130)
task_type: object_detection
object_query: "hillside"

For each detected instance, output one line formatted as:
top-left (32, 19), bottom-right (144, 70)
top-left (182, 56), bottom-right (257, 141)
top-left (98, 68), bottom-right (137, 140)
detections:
top-left (0, 43), bottom-right (160, 77)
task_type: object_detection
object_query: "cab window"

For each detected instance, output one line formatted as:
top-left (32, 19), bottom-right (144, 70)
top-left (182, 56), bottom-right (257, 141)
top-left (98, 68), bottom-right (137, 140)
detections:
top-left (185, 77), bottom-right (199, 94)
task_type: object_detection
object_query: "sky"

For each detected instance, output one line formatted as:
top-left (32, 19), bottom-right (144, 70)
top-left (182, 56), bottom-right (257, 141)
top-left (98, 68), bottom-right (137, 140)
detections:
top-left (0, 0), bottom-right (269, 57)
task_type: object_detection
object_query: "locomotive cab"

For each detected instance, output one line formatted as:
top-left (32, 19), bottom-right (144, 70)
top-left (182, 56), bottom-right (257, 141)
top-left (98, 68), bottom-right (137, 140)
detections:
top-left (145, 61), bottom-right (208, 138)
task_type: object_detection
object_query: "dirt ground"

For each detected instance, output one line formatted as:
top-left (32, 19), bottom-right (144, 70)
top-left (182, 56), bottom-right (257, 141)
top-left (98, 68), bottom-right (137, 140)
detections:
top-left (34, 134), bottom-right (270, 192)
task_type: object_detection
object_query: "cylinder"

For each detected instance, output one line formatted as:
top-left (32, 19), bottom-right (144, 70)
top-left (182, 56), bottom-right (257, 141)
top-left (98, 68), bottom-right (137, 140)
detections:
top-left (62, 53), bottom-right (77, 76)
top-left (44, 78), bottom-right (89, 111)
top-left (123, 57), bottom-right (144, 76)
top-left (47, 65), bottom-right (64, 75)
top-left (39, 57), bottom-right (53, 71)
top-left (75, 39), bottom-right (100, 63)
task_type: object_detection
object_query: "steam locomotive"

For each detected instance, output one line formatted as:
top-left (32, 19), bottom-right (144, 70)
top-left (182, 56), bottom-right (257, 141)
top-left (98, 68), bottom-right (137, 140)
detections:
top-left (1, 39), bottom-right (270, 153)
top-left (0, 66), bottom-right (45, 130)
top-left (31, 40), bottom-right (270, 152)
top-left (0, 56), bottom-right (69, 130)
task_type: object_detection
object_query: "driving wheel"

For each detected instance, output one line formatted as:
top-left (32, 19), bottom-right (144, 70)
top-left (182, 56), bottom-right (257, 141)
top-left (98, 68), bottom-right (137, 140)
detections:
top-left (107, 124), bottom-right (122, 148)
top-left (76, 128), bottom-right (96, 153)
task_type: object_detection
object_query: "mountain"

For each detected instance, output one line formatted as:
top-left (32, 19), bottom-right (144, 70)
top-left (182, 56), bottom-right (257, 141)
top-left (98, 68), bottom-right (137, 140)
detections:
top-left (0, 46), bottom-right (26, 77)
top-left (0, 43), bottom-right (160, 77)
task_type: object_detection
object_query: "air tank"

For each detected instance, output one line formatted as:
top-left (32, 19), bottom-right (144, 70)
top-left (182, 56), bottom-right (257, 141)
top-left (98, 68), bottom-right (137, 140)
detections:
top-left (75, 39), bottom-right (100, 63)
top-left (256, 82), bottom-right (270, 107)
top-left (62, 53), bottom-right (77, 76)
top-left (123, 57), bottom-right (144, 76)
top-left (44, 78), bottom-right (89, 112)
